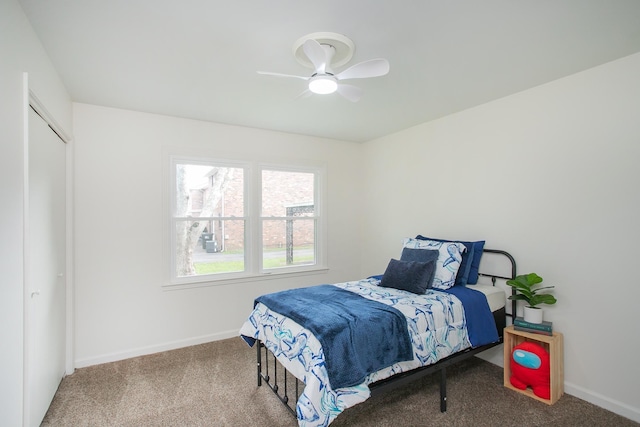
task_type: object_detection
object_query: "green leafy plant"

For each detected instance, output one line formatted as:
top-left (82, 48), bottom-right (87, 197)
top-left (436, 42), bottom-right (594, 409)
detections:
top-left (506, 273), bottom-right (557, 308)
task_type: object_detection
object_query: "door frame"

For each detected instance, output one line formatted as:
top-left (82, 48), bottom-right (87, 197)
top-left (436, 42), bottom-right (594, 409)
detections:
top-left (22, 73), bottom-right (74, 426)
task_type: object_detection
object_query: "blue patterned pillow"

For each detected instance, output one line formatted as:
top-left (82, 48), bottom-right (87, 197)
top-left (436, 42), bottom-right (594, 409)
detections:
top-left (416, 235), bottom-right (485, 285)
top-left (379, 258), bottom-right (437, 294)
top-left (402, 238), bottom-right (466, 290)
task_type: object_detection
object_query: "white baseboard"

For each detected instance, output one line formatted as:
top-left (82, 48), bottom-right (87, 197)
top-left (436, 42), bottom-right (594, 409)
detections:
top-left (478, 344), bottom-right (640, 423)
top-left (564, 382), bottom-right (640, 424)
top-left (73, 329), bottom-right (239, 369)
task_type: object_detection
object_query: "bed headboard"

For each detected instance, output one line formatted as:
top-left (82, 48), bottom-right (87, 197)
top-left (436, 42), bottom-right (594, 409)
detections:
top-left (478, 249), bottom-right (517, 320)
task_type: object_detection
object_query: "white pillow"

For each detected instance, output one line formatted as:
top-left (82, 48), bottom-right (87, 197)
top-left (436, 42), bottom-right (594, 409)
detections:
top-left (402, 238), bottom-right (466, 290)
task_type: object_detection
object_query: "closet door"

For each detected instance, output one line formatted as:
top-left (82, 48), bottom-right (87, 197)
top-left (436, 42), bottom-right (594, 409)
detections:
top-left (26, 107), bottom-right (66, 426)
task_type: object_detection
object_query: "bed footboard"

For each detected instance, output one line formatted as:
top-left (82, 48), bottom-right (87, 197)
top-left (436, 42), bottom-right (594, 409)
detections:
top-left (257, 341), bottom-right (302, 417)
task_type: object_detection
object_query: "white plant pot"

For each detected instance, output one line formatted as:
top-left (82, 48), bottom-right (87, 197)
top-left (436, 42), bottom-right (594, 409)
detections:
top-left (523, 306), bottom-right (543, 324)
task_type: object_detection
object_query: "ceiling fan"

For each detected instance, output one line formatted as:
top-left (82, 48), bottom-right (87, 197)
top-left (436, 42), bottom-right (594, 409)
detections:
top-left (258, 32), bottom-right (390, 102)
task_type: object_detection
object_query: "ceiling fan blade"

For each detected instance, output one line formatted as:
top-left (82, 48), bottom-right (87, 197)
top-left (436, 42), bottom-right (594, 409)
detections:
top-left (302, 39), bottom-right (327, 74)
top-left (336, 58), bottom-right (390, 80)
top-left (295, 89), bottom-right (313, 100)
top-left (336, 84), bottom-right (363, 102)
top-left (257, 71), bottom-right (308, 80)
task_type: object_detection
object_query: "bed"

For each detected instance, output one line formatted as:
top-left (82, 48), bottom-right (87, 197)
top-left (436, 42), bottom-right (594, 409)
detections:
top-left (240, 237), bottom-right (516, 426)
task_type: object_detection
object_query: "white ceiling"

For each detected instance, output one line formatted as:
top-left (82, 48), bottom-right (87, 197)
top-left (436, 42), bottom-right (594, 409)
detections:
top-left (18, 0), bottom-right (640, 142)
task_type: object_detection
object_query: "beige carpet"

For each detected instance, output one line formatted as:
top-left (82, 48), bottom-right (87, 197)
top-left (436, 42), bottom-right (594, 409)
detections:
top-left (43, 337), bottom-right (637, 426)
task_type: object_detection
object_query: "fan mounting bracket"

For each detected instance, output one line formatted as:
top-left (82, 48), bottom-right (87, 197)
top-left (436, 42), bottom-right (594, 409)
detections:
top-left (293, 32), bottom-right (355, 69)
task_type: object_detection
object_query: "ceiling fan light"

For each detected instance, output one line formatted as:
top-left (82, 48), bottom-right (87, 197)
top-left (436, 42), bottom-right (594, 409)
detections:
top-left (308, 76), bottom-right (338, 94)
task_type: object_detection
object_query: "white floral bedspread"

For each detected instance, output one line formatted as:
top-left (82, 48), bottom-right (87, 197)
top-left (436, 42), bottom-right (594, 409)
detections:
top-left (239, 278), bottom-right (471, 426)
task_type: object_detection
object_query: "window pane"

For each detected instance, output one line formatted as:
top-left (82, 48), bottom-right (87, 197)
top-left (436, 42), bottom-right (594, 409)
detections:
top-left (176, 164), bottom-right (243, 217)
top-left (175, 219), bottom-right (245, 277)
top-left (262, 170), bottom-right (314, 217)
top-left (262, 219), bottom-right (315, 269)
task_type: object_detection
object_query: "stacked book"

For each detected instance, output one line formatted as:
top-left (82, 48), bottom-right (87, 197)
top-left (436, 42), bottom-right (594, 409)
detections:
top-left (513, 317), bottom-right (553, 336)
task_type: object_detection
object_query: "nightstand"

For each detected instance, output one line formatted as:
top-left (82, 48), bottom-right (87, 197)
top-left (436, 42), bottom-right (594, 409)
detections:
top-left (503, 325), bottom-right (564, 404)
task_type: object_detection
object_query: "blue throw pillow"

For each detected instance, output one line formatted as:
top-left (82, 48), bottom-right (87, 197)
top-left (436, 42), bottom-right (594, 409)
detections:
top-left (400, 247), bottom-right (439, 264)
top-left (416, 235), bottom-right (485, 285)
top-left (379, 258), bottom-right (437, 294)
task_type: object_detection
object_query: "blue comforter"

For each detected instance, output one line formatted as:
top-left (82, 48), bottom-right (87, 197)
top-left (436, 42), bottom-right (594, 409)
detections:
top-left (254, 284), bottom-right (413, 389)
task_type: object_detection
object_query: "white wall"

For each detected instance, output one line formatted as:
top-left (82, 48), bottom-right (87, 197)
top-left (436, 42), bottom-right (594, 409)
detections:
top-left (72, 103), bottom-right (363, 366)
top-left (0, 0), bottom-right (72, 424)
top-left (361, 52), bottom-right (640, 422)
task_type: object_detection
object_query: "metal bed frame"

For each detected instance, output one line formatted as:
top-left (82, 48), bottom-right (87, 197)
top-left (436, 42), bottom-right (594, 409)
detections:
top-left (255, 248), bottom-right (517, 418)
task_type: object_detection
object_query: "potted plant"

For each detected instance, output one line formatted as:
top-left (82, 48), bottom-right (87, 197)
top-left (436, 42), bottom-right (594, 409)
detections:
top-left (506, 273), bottom-right (557, 324)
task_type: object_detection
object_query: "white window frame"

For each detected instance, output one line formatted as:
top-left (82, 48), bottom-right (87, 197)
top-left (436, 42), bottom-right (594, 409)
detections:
top-left (164, 154), bottom-right (327, 289)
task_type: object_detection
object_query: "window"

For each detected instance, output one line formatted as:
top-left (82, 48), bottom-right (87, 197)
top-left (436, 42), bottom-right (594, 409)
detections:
top-left (261, 169), bottom-right (317, 271)
top-left (168, 156), bottom-right (324, 286)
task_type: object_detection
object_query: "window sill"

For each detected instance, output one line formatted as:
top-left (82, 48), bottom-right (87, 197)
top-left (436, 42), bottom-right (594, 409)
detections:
top-left (162, 267), bottom-right (330, 291)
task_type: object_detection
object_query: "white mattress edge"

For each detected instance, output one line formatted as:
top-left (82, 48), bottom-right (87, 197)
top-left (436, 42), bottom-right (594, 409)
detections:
top-left (467, 284), bottom-right (506, 312)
